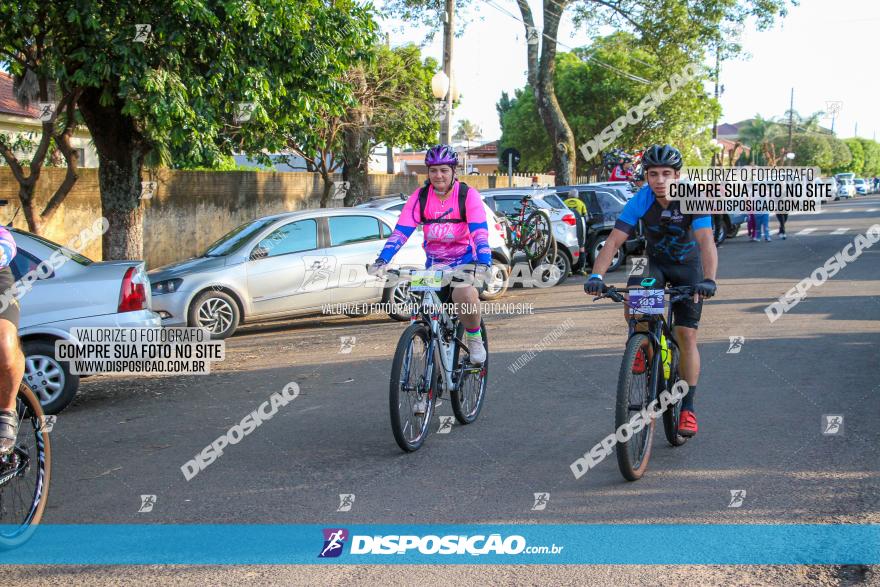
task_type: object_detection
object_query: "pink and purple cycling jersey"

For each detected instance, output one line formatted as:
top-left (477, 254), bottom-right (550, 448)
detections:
top-left (0, 227), bottom-right (16, 269)
top-left (378, 181), bottom-right (491, 268)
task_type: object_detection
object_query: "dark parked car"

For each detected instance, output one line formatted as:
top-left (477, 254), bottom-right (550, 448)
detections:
top-left (555, 185), bottom-right (644, 272)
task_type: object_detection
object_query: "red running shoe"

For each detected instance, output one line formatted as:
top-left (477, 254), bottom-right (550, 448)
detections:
top-left (631, 349), bottom-right (647, 374)
top-left (678, 409), bottom-right (698, 437)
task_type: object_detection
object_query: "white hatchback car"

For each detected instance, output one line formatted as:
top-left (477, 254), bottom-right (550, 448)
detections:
top-left (9, 229), bottom-right (159, 414)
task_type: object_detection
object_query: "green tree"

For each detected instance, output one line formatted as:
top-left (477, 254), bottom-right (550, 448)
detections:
top-left (827, 136), bottom-right (852, 174)
top-left (843, 138), bottom-right (865, 175)
top-left (0, 28), bottom-right (83, 235)
top-left (388, 0), bottom-right (791, 185)
top-left (772, 134), bottom-right (832, 171)
top-left (857, 139), bottom-right (880, 176)
top-left (498, 87), bottom-right (551, 173)
top-left (341, 44), bottom-right (437, 205)
top-left (1, 1), bottom-right (375, 260)
top-left (498, 34), bottom-right (718, 175)
top-left (738, 115), bottom-right (787, 166)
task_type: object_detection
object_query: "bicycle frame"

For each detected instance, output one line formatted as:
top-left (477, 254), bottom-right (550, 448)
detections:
top-left (617, 286), bottom-right (693, 395)
top-left (408, 288), bottom-right (472, 396)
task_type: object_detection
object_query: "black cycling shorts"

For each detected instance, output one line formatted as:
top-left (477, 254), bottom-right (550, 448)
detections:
top-left (437, 264), bottom-right (487, 305)
top-left (0, 267), bottom-right (20, 328)
top-left (626, 257), bottom-right (703, 329)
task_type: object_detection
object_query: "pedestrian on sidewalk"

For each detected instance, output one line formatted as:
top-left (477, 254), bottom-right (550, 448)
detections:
top-left (775, 213), bottom-right (788, 240)
top-left (748, 213), bottom-right (757, 241)
top-left (755, 212), bottom-right (771, 241)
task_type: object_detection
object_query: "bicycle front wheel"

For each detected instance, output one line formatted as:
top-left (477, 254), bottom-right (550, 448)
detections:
top-left (0, 383), bottom-right (51, 549)
top-left (451, 320), bottom-right (488, 424)
top-left (615, 334), bottom-right (655, 481)
top-left (522, 210), bottom-right (554, 262)
top-left (389, 323), bottom-right (435, 452)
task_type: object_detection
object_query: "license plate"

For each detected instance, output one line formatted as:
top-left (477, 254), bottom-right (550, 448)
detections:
top-left (409, 270), bottom-right (444, 291)
top-left (628, 289), bottom-right (664, 314)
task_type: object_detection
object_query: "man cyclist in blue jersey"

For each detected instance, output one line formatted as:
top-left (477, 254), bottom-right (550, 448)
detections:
top-left (584, 145), bottom-right (717, 437)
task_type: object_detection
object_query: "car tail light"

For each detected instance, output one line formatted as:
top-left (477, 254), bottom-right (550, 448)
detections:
top-left (562, 213), bottom-right (577, 226)
top-left (118, 267), bottom-right (147, 312)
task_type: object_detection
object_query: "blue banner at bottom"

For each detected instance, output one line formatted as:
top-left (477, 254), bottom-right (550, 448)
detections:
top-left (0, 524), bottom-right (877, 565)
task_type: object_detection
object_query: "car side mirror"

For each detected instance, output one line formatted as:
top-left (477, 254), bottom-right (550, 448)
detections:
top-left (250, 246), bottom-right (269, 260)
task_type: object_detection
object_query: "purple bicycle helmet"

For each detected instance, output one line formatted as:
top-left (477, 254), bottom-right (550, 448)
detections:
top-left (425, 144), bottom-right (458, 167)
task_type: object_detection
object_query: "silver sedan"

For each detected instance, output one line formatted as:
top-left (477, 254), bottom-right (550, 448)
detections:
top-left (148, 208), bottom-right (427, 339)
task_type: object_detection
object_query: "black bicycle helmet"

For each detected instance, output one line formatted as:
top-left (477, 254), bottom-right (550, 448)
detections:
top-left (641, 144), bottom-right (683, 170)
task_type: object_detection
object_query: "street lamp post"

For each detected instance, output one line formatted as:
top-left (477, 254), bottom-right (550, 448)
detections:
top-left (431, 71), bottom-right (450, 145)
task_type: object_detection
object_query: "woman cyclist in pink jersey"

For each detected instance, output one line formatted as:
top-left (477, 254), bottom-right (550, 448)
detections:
top-left (368, 144), bottom-right (491, 366)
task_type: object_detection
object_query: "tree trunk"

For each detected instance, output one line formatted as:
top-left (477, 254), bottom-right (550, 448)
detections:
top-left (19, 184), bottom-right (41, 235)
top-left (77, 88), bottom-right (146, 260)
top-left (518, 0), bottom-right (575, 185)
top-left (319, 170), bottom-right (334, 208)
top-left (342, 127), bottom-right (371, 206)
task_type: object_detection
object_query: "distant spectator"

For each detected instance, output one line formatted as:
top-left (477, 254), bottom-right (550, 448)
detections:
top-left (775, 213), bottom-right (788, 240)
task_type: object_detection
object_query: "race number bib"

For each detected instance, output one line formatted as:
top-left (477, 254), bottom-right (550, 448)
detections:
top-left (409, 270), bottom-right (444, 291)
top-left (628, 289), bottom-right (664, 314)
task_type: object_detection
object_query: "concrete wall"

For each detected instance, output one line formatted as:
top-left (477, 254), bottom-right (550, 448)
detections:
top-left (0, 168), bottom-right (554, 269)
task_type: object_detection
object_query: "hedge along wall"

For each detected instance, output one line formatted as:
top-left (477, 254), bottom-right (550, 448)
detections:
top-left (0, 168), bottom-right (554, 269)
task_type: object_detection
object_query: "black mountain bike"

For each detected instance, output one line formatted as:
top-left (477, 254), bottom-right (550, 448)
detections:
top-left (499, 195), bottom-right (556, 265)
top-left (0, 383), bottom-right (51, 547)
top-left (386, 268), bottom-right (488, 452)
top-left (592, 283), bottom-right (694, 481)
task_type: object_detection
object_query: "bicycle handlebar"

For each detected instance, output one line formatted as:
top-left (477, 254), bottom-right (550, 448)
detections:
top-left (592, 284), bottom-right (696, 304)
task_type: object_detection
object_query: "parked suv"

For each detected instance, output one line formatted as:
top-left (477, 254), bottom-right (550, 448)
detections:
top-left (479, 188), bottom-right (581, 285)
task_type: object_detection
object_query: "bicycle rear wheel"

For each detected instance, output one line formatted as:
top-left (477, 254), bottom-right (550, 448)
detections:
top-left (451, 320), bottom-right (488, 424)
top-left (615, 334), bottom-right (655, 481)
top-left (0, 383), bottom-right (51, 548)
top-left (522, 210), bottom-right (554, 262)
top-left (662, 343), bottom-right (689, 447)
top-left (389, 323), bottom-right (435, 452)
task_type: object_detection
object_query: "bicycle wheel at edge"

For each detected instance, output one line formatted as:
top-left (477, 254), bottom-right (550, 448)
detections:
top-left (662, 342), bottom-right (689, 447)
top-left (0, 383), bottom-right (51, 549)
top-left (522, 210), bottom-right (554, 262)
top-left (389, 323), bottom-right (435, 452)
top-left (615, 333), bottom-right (656, 481)
top-left (451, 320), bottom-right (488, 424)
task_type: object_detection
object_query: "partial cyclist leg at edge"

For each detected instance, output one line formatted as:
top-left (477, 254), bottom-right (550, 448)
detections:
top-left (0, 319), bottom-right (25, 454)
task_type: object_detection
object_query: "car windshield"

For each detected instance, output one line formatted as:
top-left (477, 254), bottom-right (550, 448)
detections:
top-left (11, 229), bottom-right (93, 265)
top-left (203, 218), bottom-right (278, 257)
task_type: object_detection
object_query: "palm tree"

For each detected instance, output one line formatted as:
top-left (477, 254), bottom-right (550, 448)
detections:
top-left (453, 119), bottom-right (482, 151)
top-left (738, 115), bottom-right (785, 166)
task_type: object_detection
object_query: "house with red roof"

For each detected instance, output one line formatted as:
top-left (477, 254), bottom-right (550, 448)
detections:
top-left (0, 72), bottom-right (97, 167)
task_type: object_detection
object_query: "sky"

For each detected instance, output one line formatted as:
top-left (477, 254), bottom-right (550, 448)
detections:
top-left (376, 0), bottom-right (880, 144)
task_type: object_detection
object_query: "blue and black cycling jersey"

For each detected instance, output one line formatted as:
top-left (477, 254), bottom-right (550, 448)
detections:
top-left (614, 185), bottom-right (712, 264)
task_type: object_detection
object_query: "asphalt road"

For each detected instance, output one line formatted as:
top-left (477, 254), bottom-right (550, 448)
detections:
top-left (6, 195), bottom-right (880, 585)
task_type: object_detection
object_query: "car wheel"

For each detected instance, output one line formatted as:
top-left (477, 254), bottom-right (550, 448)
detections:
top-left (479, 260), bottom-right (509, 301)
top-left (531, 249), bottom-right (570, 287)
top-left (23, 339), bottom-right (79, 415)
top-left (386, 275), bottom-right (418, 322)
top-left (729, 223), bottom-right (742, 238)
top-left (714, 217), bottom-right (728, 246)
top-left (188, 290), bottom-right (241, 339)
top-left (589, 234), bottom-right (623, 272)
